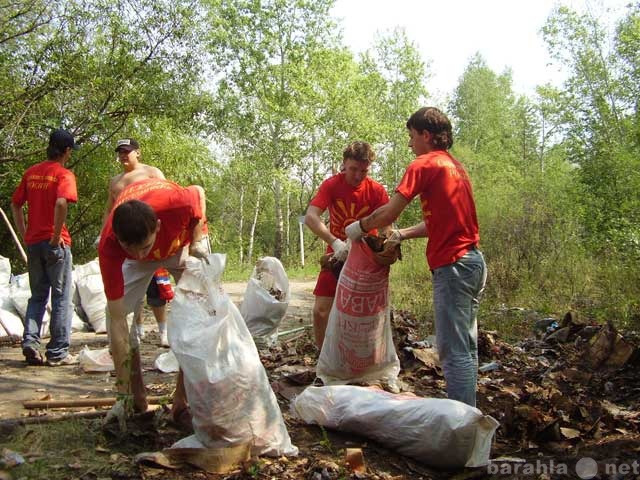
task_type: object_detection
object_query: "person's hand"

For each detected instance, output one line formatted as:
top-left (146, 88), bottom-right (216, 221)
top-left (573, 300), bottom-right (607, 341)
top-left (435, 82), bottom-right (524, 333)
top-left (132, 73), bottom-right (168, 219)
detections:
top-left (104, 398), bottom-right (130, 432)
top-left (331, 238), bottom-right (349, 262)
top-left (345, 220), bottom-right (366, 241)
top-left (384, 229), bottom-right (403, 250)
top-left (93, 235), bottom-right (101, 249)
top-left (189, 242), bottom-right (209, 263)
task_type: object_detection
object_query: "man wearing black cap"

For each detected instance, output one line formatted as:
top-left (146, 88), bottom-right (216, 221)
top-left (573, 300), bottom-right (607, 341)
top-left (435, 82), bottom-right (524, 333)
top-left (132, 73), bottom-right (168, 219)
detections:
top-left (10, 129), bottom-right (79, 366)
top-left (99, 138), bottom-right (169, 346)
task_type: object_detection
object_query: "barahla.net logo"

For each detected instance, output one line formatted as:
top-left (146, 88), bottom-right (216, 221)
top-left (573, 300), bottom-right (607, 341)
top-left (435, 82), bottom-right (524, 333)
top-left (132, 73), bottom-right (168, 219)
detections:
top-left (487, 457), bottom-right (640, 478)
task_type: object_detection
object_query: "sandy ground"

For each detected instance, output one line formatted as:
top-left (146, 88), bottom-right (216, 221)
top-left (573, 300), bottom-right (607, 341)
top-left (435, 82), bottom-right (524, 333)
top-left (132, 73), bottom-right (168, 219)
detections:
top-left (0, 280), bottom-right (316, 420)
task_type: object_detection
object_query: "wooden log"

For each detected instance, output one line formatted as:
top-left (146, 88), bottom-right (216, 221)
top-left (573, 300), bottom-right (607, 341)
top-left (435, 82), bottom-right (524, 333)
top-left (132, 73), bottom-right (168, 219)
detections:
top-left (23, 395), bottom-right (170, 410)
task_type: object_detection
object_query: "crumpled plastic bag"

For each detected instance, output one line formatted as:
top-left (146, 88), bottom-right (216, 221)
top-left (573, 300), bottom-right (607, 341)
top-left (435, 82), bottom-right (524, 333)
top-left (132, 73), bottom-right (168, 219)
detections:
top-left (77, 345), bottom-right (114, 372)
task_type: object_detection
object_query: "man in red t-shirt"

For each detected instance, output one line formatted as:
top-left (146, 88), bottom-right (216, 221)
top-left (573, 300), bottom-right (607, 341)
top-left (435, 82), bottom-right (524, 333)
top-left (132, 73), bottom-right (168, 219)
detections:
top-left (305, 141), bottom-right (390, 349)
top-left (98, 178), bottom-right (208, 423)
top-left (346, 108), bottom-right (487, 407)
top-left (11, 129), bottom-right (79, 367)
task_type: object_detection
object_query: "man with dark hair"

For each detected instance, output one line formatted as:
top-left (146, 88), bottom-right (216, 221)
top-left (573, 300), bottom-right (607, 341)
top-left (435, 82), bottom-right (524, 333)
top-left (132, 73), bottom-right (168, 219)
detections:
top-left (98, 178), bottom-right (208, 422)
top-left (346, 107), bottom-right (487, 407)
top-left (99, 138), bottom-right (171, 346)
top-left (10, 129), bottom-right (79, 367)
top-left (305, 141), bottom-right (390, 349)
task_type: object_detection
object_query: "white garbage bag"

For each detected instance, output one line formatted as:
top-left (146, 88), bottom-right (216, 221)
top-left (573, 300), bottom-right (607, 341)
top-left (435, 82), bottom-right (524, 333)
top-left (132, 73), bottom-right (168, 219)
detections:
top-left (169, 254), bottom-right (298, 457)
top-left (0, 285), bottom-right (23, 337)
top-left (240, 257), bottom-right (290, 346)
top-left (10, 273), bottom-right (50, 338)
top-left (154, 350), bottom-right (179, 373)
top-left (77, 345), bottom-right (114, 372)
top-left (317, 241), bottom-right (400, 388)
top-left (74, 260), bottom-right (107, 333)
top-left (0, 256), bottom-right (10, 286)
top-left (292, 385), bottom-right (499, 469)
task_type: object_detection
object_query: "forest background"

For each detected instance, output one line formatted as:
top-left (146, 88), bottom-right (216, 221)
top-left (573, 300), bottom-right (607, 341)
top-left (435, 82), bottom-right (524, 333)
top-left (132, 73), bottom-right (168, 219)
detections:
top-left (1, 0), bottom-right (638, 334)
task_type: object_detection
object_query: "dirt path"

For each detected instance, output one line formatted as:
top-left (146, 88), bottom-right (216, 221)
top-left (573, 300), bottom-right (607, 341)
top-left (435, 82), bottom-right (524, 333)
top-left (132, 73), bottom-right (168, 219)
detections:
top-left (0, 279), bottom-right (316, 420)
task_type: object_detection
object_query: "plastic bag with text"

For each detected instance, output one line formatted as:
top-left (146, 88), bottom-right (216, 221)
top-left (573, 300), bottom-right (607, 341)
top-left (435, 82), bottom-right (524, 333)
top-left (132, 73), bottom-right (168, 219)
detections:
top-left (169, 254), bottom-right (298, 457)
top-left (240, 257), bottom-right (290, 347)
top-left (316, 241), bottom-right (400, 388)
top-left (292, 385), bottom-right (499, 469)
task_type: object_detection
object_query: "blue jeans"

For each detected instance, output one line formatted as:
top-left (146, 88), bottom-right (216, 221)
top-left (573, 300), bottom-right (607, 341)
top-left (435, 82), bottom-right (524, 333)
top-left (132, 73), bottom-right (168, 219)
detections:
top-left (23, 241), bottom-right (73, 361)
top-left (433, 248), bottom-right (487, 407)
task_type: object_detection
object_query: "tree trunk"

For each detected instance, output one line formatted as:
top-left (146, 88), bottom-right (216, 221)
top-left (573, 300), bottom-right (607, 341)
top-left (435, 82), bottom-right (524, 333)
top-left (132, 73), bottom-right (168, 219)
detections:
top-left (248, 186), bottom-right (261, 263)
top-left (285, 189), bottom-right (290, 257)
top-left (273, 177), bottom-right (284, 259)
top-left (238, 186), bottom-right (244, 265)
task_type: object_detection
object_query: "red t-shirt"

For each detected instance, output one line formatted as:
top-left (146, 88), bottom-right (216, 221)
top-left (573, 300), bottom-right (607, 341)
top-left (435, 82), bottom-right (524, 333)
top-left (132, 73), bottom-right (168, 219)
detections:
top-left (98, 179), bottom-right (203, 300)
top-left (396, 150), bottom-right (479, 270)
top-left (11, 160), bottom-right (78, 246)
top-left (310, 173), bottom-right (389, 253)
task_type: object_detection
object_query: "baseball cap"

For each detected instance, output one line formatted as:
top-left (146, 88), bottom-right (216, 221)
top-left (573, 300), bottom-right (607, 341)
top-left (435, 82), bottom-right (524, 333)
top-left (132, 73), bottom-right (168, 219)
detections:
top-left (49, 129), bottom-right (79, 151)
top-left (115, 138), bottom-right (140, 152)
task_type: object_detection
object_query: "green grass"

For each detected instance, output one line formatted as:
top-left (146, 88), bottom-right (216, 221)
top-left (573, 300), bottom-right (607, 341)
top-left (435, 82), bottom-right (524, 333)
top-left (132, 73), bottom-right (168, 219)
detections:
top-left (0, 419), bottom-right (138, 479)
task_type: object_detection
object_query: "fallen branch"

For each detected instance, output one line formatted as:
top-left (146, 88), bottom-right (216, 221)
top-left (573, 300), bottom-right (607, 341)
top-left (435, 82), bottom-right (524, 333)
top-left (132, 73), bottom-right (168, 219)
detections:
top-left (0, 410), bottom-right (108, 434)
top-left (0, 205), bottom-right (27, 263)
top-left (23, 395), bottom-right (170, 410)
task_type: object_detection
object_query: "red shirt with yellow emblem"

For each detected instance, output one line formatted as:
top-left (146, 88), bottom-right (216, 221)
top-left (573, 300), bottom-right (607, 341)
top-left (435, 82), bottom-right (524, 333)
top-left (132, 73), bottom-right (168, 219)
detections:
top-left (98, 179), bottom-right (202, 300)
top-left (395, 150), bottom-right (479, 270)
top-left (310, 173), bottom-right (389, 253)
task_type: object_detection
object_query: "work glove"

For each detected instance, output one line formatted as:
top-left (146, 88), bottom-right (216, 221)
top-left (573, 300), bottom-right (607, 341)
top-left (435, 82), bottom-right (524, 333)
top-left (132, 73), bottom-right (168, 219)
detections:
top-left (330, 238), bottom-right (349, 262)
top-left (345, 220), bottom-right (366, 241)
top-left (384, 229), bottom-right (403, 251)
top-left (104, 398), bottom-right (129, 432)
top-left (189, 242), bottom-right (209, 263)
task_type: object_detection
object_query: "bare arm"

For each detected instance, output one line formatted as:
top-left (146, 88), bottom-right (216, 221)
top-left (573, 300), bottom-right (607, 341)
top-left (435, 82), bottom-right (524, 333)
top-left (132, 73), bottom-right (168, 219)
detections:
top-left (398, 221), bottom-right (427, 239)
top-left (360, 193), bottom-right (410, 233)
top-left (304, 205), bottom-right (336, 246)
top-left (10, 202), bottom-right (26, 240)
top-left (107, 297), bottom-right (146, 411)
top-left (50, 197), bottom-right (68, 247)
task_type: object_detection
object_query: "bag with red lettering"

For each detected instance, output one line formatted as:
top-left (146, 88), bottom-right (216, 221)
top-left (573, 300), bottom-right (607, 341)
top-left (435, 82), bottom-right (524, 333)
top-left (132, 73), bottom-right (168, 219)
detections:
top-left (316, 240), bottom-right (400, 388)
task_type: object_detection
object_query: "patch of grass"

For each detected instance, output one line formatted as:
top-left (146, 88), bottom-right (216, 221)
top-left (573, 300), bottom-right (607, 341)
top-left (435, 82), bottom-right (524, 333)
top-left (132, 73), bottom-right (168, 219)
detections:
top-left (0, 419), bottom-right (138, 480)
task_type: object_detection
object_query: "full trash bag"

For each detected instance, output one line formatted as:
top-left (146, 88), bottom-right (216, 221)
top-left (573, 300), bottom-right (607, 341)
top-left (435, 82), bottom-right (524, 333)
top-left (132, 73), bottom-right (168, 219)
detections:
top-left (240, 257), bottom-right (290, 346)
top-left (316, 240), bottom-right (400, 388)
top-left (292, 385), bottom-right (499, 469)
top-left (169, 254), bottom-right (298, 457)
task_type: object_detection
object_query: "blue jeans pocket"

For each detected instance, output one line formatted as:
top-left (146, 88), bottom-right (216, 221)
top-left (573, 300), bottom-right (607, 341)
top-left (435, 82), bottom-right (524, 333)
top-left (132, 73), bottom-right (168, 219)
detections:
top-left (46, 246), bottom-right (64, 267)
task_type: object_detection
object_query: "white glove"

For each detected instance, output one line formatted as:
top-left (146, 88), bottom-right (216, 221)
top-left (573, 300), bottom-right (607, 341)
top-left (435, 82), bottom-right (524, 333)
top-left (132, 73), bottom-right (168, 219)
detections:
top-left (331, 238), bottom-right (349, 262)
top-left (387, 229), bottom-right (403, 244)
top-left (345, 220), bottom-right (366, 241)
top-left (189, 242), bottom-right (209, 263)
top-left (104, 399), bottom-right (129, 431)
top-left (93, 235), bottom-right (101, 249)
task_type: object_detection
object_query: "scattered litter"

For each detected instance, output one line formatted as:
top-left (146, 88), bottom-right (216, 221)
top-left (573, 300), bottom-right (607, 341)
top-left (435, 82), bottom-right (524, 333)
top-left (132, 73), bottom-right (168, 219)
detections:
top-left (78, 346), bottom-right (114, 372)
top-left (154, 350), bottom-right (179, 373)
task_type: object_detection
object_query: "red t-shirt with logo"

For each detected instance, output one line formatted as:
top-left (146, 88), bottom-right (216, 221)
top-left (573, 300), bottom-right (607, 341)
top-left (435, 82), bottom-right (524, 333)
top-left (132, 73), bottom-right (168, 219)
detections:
top-left (396, 150), bottom-right (479, 270)
top-left (310, 173), bottom-right (389, 253)
top-left (11, 160), bottom-right (78, 246)
top-left (98, 179), bottom-right (203, 300)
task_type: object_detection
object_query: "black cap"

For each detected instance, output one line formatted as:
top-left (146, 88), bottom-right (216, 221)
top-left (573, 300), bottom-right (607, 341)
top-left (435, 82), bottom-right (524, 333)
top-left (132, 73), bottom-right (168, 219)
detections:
top-left (49, 129), bottom-right (79, 151)
top-left (115, 138), bottom-right (140, 152)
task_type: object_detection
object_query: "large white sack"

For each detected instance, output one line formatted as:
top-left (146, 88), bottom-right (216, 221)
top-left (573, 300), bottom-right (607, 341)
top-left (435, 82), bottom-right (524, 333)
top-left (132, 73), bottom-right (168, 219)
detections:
top-left (0, 285), bottom-right (23, 337)
top-left (74, 260), bottom-right (107, 333)
top-left (0, 255), bottom-right (10, 286)
top-left (10, 273), bottom-right (50, 338)
top-left (240, 256), bottom-right (290, 346)
top-left (292, 385), bottom-right (499, 469)
top-left (317, 241), bottom-right (400, 388)
top-left (169, 254), bottom-right (297, 457)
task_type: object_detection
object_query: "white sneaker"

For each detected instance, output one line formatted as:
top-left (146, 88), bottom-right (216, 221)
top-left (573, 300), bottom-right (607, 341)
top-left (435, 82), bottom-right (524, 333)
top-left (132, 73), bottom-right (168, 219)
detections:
top-left (160, 328), bottom-right (169, 347)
